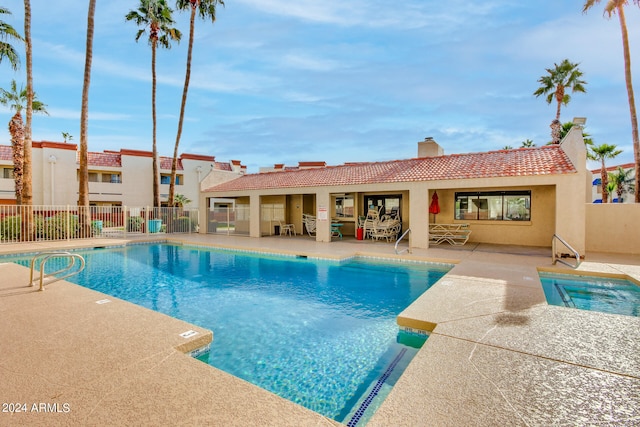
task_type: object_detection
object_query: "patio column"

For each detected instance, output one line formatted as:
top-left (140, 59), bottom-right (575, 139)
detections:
top-left (249, 194), bottom-right (261, 238)
top-left (315, 190), bottom-right (332, 242)
top-left (409, 186), bottom-right (430, 249)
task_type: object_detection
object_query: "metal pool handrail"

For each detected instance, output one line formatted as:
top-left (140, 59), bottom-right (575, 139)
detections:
top-left (551, 234), bottom-right (581, 269)
top-left (395, 228), bottom-right (411, 254)
top-left (29, 252), bottom-right (86, 291)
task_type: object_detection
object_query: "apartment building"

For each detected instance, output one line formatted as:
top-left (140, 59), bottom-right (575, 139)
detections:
top-left (591, 162), bottom-right (635, 203)
top-left (0, 141), bottom-right (245, 208)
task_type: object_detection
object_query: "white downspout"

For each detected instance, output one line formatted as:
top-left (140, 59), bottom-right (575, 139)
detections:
top-left (48, 155), bottom-right (57, 205)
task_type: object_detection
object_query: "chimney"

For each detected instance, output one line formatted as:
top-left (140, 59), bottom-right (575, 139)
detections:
top-left (417, 137), bottom-right (444, 158)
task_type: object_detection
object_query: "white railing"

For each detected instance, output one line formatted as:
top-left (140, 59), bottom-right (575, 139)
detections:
top-left (29, 251), bottom-right (85, 291)
top-left (0, 205), bottom-right (199, 243)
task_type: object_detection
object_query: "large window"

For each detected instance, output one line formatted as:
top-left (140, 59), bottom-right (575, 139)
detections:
top-left (365, 195), bottom-right (401, 219)
top-left (455, 191), bottom-right (531, 221)
top-left (334, 194), bottom-right (354, 218)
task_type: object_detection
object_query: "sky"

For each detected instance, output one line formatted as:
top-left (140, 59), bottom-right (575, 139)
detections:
top-left (0, 1), bottom-right (639, 173)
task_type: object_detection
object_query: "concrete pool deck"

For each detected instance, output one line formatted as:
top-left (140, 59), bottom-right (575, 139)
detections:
top-left (0, 234), bottom-right (638, 426)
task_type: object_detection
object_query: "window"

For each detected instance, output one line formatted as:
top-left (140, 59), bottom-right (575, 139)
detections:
top-left (101, 173), bottom-right (121, 183)
top-left (334, 194), bottom-right (354, 218)
top-left (2, 168), bottom-right (14, 179)
top-left (88, 172), bottom-right (99, 182)
top-left (455, 191), bottom-right (530, 221)
top-left (161, 174), bottom-right (182, 185)
top-left (365, 195), bottom-right (401, 218)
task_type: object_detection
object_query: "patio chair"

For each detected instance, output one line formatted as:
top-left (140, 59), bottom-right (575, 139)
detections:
top-left (302, 214), bottom-right (316, 236)
top-left (278, 221), bottom-right (296, 236)
top-left (370, 217), bottom-right (401, 242)
top-left (363, 208), bottom-right (381, 239)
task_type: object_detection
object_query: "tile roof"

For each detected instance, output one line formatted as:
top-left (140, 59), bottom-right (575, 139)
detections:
top-left (590, 162), bottom-right (635, 174)
top-left (204, 146), bottom-right (577, 192)
top-left (160, 156), bottom-right (184, 171)
top-left (0, 145), bottom-right (12, 161)
top-left (88, 152), bottom-right (121, 167)
top-left (214, 162), bottom-right (232, 171)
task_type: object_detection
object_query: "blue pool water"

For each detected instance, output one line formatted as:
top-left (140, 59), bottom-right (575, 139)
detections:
top-left (540, 272), bottom-right (640, 317)
top-left (9, 244), bottom-right (450, 423)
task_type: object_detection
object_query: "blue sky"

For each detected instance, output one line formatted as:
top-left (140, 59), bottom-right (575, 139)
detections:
top-left (0, 1), bottom-right (639, 172)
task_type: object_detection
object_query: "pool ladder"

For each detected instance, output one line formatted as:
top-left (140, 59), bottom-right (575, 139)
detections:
top-left (29, 252), bottom-right (86, 291)
top-left (395, 228), bottom-right (411, 254)
top-left (551, 234), bottom-right (581, 269)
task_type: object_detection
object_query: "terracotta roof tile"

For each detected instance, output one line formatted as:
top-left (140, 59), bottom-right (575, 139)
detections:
top-left (87, 152), bottom-right (121, 167)
top-left (214, 162), bottom-right (232, 171)
top-left (204, 146), bottom-right (577, 193)
top-left (160, 156), bottom-right (184, 171)
top-left (0, 146), bottom-right (12, 161)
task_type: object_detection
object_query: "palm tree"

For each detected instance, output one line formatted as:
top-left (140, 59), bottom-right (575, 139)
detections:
top-left (609, 166), bottom-right (635, 202)
top-left (169, 0), bottom-right (224, 207)
top-left (126, 0), bottom-right (181, 208)
top-left (0, 80), bottom-right (48, 204)
top-left (534, 59), bottom-right (587, 143)
top-left (557, 121), bottom-right (593, 146)
top-left (173, 193), bottom-right (191, 207)
top-left (588, 143), bottom-right (623, 203)
top-left (78, 0), bottom-right (96, 236)
top-left (21, 0), bottom-right (35, 241)
top-left (521, 139), bottom-right (536, 148)
top-left (0, 6), bottom-right (22, 70)
top-left (61, 131), bottom-right (73, 142)
top-left (583, 1), bottom-right (639, 202)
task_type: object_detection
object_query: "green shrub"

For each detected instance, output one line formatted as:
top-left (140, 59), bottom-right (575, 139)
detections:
top-left (38, 213), bottom-right (78, 240)
top-left (0, 215), bottom-right (21, 241)
top-left (127, 216), bottom-right (143, 232)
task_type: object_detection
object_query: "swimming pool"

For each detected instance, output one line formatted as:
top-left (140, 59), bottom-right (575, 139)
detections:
top-left (10, 243), bottom-right (450, 424)
top-left (540, 272), bottom-right (640, 317)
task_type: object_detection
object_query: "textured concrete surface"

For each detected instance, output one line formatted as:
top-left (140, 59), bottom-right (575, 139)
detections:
top-left (0, 234), bottom-right (639, 426)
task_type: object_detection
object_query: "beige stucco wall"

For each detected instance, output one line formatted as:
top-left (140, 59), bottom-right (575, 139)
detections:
top-left (428, 186), bottom-right (556, 247)
top-left (200, 122), bottom-right (591, 250)
top-left (586, 203), bottom-right (640, 255)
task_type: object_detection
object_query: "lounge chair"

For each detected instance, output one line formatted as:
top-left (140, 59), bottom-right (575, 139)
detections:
top-left (370, 217), bottom-right (401, 242)
top-left (302, 214), bottom-right (316, 236)
top-left (428, 223), bottom-right (471, 245)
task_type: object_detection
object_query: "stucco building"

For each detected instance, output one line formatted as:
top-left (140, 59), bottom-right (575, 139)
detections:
top-left (0, 141), bottom-right (245, 208)
top-left (201, 118), bottom-right (591, 253)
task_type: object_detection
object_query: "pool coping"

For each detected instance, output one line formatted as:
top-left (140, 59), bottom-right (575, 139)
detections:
top-left (1, 234), bottom-right (639, 425)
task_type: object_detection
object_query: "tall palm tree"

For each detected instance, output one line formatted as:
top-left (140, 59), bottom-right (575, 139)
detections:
top-left (609, 166), bottom-right (635, 202)
top-left (169, 0), bottom-right (224, 207)
top-left (0, 80), bottom-right (48, 205)
top-left (78, 0), bottom-right (96, 236)
top-left (583, 0), bottom-right (639, 202)
top-left (21, 0), bottom-right (34, 241)
top-left (0, 6), bottom-right (22, 70)
top-left (126, 0), bottom-right (181, 208)
top-left (534, 59), bottom-right (587, 143)
top-left (588, 143), bottom-right (623, 203)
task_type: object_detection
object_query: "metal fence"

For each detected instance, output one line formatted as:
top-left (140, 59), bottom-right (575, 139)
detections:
top-left (0, 205), bottom-right (199, 243)
top-left (206, 205), bottom-right (250, 235)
